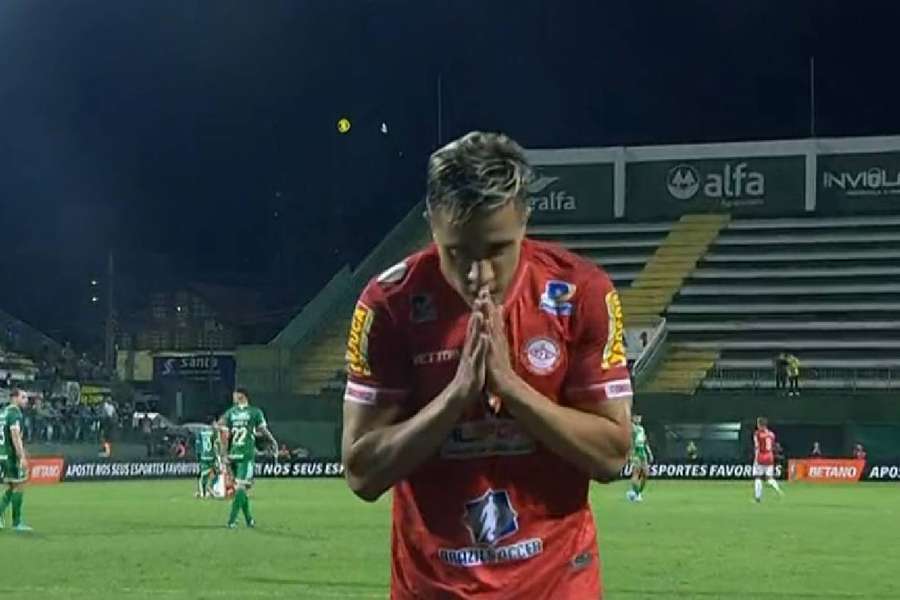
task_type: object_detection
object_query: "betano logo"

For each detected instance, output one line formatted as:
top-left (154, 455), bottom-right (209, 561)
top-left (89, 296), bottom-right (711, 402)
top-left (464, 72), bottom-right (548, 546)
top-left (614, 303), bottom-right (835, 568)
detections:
top-left (528, 175), bottom-right (576, 212)
top-left (667, 162), bottom-right (765, 200)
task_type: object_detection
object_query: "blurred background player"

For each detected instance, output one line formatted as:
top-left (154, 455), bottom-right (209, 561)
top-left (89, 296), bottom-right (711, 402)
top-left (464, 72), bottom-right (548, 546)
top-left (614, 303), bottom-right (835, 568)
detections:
top-left (0, 388), bottom-right (32, 531)
top-left (753, 417), bottom-right (784, 502)
top-left (218, 388), bottom-right (278, 528)
top-left (195, 418), bottom-right (222, 499)
top-left (627, 414), bottom-right (653, 502)
top-left (342, 132), bottom-right (633, 599)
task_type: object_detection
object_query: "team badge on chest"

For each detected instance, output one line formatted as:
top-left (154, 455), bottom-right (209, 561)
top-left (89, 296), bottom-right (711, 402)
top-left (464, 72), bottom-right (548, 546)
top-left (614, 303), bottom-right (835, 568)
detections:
top-left (522, 336), bottom-right (561, 375)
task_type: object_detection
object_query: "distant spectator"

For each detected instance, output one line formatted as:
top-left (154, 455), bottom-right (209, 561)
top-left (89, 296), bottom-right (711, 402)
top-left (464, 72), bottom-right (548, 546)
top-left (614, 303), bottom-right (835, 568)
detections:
top-left (278, 444), bottom-right (292, 460)
top-left (774, 352), bottom-right (788, 392)
top-left (142, 416), bottom-right (154, 457)
top-left (774, 442), bottom-right (786, 466)
top-left (3, 372), bottom-right (11, 388)
top-left (811, 441), bottom-right (823, 457)
top-left (853, 443), bottom-right (867, 461)
top-left (686, 440), bottom-right (700, 462)
top-left (639, 331), bottom-right (649, 349)
top-left (786, 353), bottom-right (801, 396)
top-left (173, 438), bottom-right (187, 458)
top-left (99, 439), bottom-right (112, 458)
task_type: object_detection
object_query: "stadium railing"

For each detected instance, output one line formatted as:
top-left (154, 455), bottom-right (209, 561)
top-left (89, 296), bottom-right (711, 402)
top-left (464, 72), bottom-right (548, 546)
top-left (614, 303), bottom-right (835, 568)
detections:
top-left (705, 366), bottom-right (900, 390)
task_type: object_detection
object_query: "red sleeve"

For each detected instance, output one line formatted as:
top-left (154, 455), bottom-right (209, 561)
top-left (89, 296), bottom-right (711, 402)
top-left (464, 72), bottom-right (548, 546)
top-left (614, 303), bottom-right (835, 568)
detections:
top-left (343, 281), bottom-right (411, 407)
top-left (562, 268), bottom-right (633, 406)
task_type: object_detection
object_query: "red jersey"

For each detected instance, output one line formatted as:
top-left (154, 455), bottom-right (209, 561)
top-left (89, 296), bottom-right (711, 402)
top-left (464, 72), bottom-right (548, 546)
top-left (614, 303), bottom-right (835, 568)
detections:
top-left (345, 239), bottom-right (632, 600)
top-left (754, 428), bottom-right (776, 466)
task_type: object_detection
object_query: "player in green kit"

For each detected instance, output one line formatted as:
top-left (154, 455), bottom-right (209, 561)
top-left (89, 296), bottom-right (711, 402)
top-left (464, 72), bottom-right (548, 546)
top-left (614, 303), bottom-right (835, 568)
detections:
top-left (195, 419), bottom-right (222, 499)
top-left (217, 388), bottom-right (278, 528)
top-left (627, 414), bottom-right (653, 503)
top-left (0, 389), bottom-right (32, 531)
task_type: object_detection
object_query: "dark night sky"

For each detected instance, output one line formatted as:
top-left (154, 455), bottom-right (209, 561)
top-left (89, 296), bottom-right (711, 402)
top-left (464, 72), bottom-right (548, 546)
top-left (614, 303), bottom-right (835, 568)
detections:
top-left (2, 0), bottom-right (899, 348)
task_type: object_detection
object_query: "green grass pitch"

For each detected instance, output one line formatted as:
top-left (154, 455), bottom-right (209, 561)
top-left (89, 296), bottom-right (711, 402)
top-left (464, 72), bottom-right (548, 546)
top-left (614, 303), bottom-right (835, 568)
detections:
top-left (0, 480), bottom-right (897, 599)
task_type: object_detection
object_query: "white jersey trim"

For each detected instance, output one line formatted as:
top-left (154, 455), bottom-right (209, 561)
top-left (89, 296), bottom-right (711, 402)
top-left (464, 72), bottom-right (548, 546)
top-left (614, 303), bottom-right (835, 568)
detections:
top-left (344, 381), bottom-right (408, 406)
top-left (565, 378), bottom-right (633, 402)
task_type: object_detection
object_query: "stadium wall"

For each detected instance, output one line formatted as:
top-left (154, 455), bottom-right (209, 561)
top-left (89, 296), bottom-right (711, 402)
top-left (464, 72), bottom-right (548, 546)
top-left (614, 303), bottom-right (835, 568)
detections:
top-left (526, 135), bottom-right (900, 223)
top-left (638, 390), bottom-right (900, 424)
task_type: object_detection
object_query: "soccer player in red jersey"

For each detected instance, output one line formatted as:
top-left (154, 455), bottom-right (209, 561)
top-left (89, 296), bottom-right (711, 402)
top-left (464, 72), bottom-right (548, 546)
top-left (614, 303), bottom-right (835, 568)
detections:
top-left (753, 417), bottom-right (784, 502)
top-left (341, 132), bottom-right (633, 599)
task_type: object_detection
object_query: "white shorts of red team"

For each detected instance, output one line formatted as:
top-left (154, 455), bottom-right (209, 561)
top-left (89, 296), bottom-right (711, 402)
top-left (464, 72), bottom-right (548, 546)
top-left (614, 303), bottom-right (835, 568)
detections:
top-left (753, 463), bottom-right (775, 478)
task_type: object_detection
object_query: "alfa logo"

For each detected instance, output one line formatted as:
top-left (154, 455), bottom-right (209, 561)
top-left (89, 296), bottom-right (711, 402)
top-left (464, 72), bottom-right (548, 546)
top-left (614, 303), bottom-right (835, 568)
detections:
top-left (667, 164), bottom-right (700, 200)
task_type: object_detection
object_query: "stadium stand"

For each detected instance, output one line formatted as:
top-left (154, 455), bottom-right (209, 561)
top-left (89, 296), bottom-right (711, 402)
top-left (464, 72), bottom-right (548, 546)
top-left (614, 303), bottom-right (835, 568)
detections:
top-left (241, 202), bottom-right (431, 418)
top-left (666, 214), bottom-right (900, 391)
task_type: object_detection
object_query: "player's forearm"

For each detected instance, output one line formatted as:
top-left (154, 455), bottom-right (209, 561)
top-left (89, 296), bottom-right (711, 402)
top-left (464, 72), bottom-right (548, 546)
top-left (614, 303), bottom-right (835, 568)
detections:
top-left (344, 388), bottom-right (469, 502)
top-left (499, 377), bottom-right (631, 480)
top-left (12, 433), bottom-right (27, 461)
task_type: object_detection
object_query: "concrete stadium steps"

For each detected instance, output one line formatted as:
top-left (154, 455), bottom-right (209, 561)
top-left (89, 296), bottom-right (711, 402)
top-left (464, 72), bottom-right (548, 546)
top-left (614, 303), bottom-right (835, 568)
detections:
top-left (528, 222), bottom-right (672, 286)
top-left (718, 347), bottom-right (900, 361)
top-left (621, 214), bottom-right (729, 325)
top-left (639, 345), bottom-right (719, 395)
top-left (668, 320), bottom-right (900, 335)
top-left (289, 318), bottom-right (351, 396)
top-left (663, 213), bottom-right (900, 391)
top-left (702, 378), bottom-right (900, 391)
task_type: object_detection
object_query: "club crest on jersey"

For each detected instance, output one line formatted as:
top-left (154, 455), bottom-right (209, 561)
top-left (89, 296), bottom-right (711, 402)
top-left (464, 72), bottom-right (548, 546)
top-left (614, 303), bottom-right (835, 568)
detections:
top-left (523, 337), bottom-right (561, 375)
top-left (539, 280), bottom-right (576, 317)
top-left (410, 293), bottom-right (437, 324)
top-left (438, 489), bottom-right (543, 567)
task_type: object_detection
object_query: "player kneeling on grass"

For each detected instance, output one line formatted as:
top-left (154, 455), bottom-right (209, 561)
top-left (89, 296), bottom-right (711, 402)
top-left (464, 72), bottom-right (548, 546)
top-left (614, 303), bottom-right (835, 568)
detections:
top-left (627, 414), bottom-right (653, 503)
top-left (195, 418), bottom-right (222, 499)
top-left (0, 388), bottom-right (32, 531)
top-left (753, 417), bottom-right (784, 502)
top-left (217, 388), bottom-right (278, 528)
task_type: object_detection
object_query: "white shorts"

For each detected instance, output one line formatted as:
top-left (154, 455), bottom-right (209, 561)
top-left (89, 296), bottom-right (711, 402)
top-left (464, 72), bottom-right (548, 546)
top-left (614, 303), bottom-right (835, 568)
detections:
top-left (753, 463), bottom-right (775, 478)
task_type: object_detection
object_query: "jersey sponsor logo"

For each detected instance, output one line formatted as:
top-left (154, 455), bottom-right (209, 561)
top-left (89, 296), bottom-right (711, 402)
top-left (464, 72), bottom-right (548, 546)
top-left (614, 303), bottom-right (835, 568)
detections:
top-left (602, 290), bottom-right (626, 369)
top-left (412, 348), bottom-right (460, 366)
top-left (523, 336), bottom-right (561, 375)
top-left (346, 302), bottom-right (375, 377)
top-left (539, 280), bottom-right (576, 316)
top-left (438, 489), bottom-right (543, 567)
top-left (410, 293), bottom-right (437, 324)
top-left (376, 261), bottom-right (408, 285)
top-left (441, 418), bottom-right (536, 459)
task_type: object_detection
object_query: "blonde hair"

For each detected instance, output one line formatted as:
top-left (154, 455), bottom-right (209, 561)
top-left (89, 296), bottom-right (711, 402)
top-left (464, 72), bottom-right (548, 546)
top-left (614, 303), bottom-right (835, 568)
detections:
top-left (426, 131), bottom-right (533, 223)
